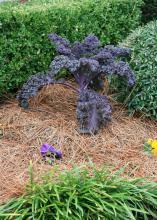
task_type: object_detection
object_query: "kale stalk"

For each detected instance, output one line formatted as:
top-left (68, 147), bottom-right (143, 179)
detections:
top-left (17, 34), bottom-right (135, 134)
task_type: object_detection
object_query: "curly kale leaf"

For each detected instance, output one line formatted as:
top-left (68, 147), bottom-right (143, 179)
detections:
top-left (17, 72), bottom-right (65, 109)
top-left (49, 34), bottom-right (135, 89)
top-left (50, 56), bottom-right (100, 89)
top-left (100, 61), bottom-right (135, 86)
top-left (72, 35), bottom-right (100, 58)
top-left (77, 89), bottom-right (111, 134)
top-left (49, 55), bottom-right (79, 77)
top-left (49, 34), bottom-right (100, 59)
top-left (48, 33), bottom-right (71, 56)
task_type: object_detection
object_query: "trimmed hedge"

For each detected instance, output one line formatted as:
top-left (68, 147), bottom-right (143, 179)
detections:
top-left (0, 0), bottom-right (143, 94)
top-left (117, 21), bottom-right (157, 120)
top-left (142, 0), bottom-right (157, 23)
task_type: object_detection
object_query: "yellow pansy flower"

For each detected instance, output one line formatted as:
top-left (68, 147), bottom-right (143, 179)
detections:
top-left (146, 138), bottom-right (157, 157)
top-left (151, 140), bottom-right (157, 149)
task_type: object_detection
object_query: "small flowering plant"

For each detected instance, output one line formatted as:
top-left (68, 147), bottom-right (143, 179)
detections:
top-left (144, 139), bottom-right (157, 156)
top-left (40, 143), bottom-right (62, 165)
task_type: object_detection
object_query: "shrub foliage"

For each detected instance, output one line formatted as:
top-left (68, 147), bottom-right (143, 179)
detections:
top-left (142, 0), bottom-right (157, 23)
top-left (0, 0), bottom-right (142, 94)
top-left (0, 166), bottom-right (157, 220)
top-left (118, 21), bottom-right (157, 120)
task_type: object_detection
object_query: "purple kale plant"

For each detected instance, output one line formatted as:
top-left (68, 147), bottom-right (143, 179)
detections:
top-left (17, 34), bottom-right (135, 134)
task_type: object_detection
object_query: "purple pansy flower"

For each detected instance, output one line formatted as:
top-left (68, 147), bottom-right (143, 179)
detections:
top-left (40, 143), bottom-right (62, 159)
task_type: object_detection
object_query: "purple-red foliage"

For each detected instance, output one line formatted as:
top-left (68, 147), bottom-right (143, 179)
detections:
top-left (17, 34), bottom-right (135, 134)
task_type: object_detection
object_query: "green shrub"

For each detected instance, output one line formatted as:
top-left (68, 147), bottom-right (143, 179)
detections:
top-left (1, 166), bottom-right (157, 219)
top-left (0, 0), bottom-right (143, 95)
top-left (142, 0), bottom-right (157, 23)
top-left (116, 21), bottom-right (157, 120)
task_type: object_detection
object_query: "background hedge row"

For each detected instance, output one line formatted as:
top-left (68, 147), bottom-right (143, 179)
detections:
top-left (142, 0), bottom-right (157, 23)
top-left (0, 0), bottom-right (143, 95)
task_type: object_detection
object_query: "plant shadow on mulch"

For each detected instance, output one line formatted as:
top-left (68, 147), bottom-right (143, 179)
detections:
top-left (0, 84), bottom-right (157, 203)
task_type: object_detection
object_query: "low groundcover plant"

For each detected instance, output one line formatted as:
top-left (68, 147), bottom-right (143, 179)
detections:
top-left (17, 34), bottom-right (135, 134)
top-left (0, 166), bottom-right (157, 220)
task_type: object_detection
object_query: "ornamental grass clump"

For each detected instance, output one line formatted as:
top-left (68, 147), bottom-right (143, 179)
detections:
top-left (17, 34), bottom-right (135, 134)
top-left (1, 166), bottom-right (157, 220)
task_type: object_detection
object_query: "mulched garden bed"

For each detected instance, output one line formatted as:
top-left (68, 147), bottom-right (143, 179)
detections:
top-left (0, 85), bottom-right (157, 203)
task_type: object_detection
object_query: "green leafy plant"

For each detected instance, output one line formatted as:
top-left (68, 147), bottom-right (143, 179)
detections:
top-left (114, 21), bottom-right (157, 120)
top-left (0, 0), bottom-right (143, 95)
top-left (0, 165), bottom-right (157, 220)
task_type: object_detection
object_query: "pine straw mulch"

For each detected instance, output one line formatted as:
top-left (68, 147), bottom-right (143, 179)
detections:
top-left (0, 85), bottom-right (157, 203)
